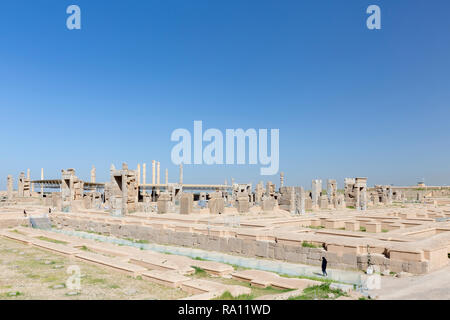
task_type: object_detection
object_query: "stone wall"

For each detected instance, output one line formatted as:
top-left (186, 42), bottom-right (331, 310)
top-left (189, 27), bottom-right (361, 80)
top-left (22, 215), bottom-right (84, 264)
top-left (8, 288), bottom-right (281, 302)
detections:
top-left (49, 214), bottom-right (448, 274)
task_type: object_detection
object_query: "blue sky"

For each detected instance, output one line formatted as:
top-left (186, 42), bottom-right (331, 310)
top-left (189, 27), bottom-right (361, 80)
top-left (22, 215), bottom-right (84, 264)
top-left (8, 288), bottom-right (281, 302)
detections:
top-left (1, 0), bottom-right (449, 189)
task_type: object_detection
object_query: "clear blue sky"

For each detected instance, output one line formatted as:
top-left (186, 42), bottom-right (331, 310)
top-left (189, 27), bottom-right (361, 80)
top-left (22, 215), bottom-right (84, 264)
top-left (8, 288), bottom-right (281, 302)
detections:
top-left (1, 0), bottom-right (449, 190)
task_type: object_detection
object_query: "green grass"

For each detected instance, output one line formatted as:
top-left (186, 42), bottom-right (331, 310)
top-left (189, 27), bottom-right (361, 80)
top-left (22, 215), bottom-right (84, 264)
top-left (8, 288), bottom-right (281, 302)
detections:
top-left (359, 227), bottom-right (367, 232)
top-left (3, 291), bottom-right (22, 298)
top-left (80, 245), bottom-right (91, 251)
top-left (382, 229), bottom-right (389, 233)
top-left (193, 256), bottom-right (207, 261)
top-left (277, 273), bottom-right (340, 284)
top-left (83, 276), bottom-right (107, 285)
top-left (302, 241), bottom-right (319, 248)
top-left (306, 225), bottom-right (324, 230)
top-left (347, 206), bottom-right (355, 209)
top-left (213, 291), bottom-right (254, 300)
top-left (192, 266), bottom-right (208, 277)
top-left (287, 283), bottom-right (347, 300)
top-left (37, 236), bottom-right (68, 245)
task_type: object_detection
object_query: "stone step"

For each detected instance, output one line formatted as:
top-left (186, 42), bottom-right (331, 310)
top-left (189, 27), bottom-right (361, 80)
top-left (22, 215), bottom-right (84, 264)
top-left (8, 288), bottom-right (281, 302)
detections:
top-left (75, 251), bottom-right (147, 276)
top-left (141, 270), bottom-right (191, 288)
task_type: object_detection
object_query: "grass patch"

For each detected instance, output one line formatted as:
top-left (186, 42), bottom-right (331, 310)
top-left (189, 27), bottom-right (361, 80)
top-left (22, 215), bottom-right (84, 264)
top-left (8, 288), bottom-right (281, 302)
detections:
top-left (37, 236), bottom-right (68, 245)
top-left (4, 291), bottom-right (22, 298)
top-left (192, 266), bottom-right (208, 277)
top-left (109, 284), bottom-right (120, 289)
top-left (193, 256), bottom-right (207, 261)
top-left (347, 206), bottom-right (355, 209)
top-left (213, 291), bottom-right (254, 300)
top-left (83, 277), bottom-right (107, 285)
top-left (359, 227), bottom-right (366, 232)
top-left (302, 241), bottom-right (319, 248)
top-left (80, 245), bottom-right (91, 251)
top-left (382, 229), bottom-right (389, 233)
top-left (288, 283), bottom-right (347, 300)
top-left (306, 225), bottom-right (324, 230)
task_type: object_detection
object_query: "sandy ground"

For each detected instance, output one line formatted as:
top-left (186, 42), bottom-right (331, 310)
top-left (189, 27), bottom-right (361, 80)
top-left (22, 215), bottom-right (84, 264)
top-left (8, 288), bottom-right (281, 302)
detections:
top-left (369, 265), bottom-right (450, 300)
top-left (0, 237), bottom-right (188, 300)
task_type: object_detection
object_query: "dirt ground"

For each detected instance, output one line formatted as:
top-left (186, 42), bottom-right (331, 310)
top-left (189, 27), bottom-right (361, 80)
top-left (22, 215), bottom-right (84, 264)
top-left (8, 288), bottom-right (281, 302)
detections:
top-left (369, 265), bottom-right (450, 300)
top-left (0, 237), bottom-right (188, 300)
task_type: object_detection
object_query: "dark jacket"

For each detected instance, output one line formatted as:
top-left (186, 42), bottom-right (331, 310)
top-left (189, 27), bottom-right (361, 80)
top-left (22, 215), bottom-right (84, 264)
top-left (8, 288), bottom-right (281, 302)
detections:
top-left (321, 257), bottom-right (327, 270)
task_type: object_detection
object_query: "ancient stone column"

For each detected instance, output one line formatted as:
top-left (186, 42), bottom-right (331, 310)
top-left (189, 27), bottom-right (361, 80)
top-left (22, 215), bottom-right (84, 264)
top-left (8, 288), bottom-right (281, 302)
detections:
top-left (179, 163), bottom-right (183, 185)
top-left (355, 177), bottom-right (367, 211)
top-left (311, 179), bottom-right (322, 208)
top-left (136, 164), bottom-right (140, 185)
top-left (18, 172), bottom-right (25, 197)
top-left (298, 187), bottom-right (306, 215)
top-left (27, 169), bottom-right (30, 179)
top-left (7, 175), bottom-right (13, 200)
top-left (152, 160), bottom-right (156, 185)
top-left (91, 165), bottom-right (96, 183)
top-left (180, 193), bottom-right (193, 215)
top-left (40, 168), bottom-right (44, 197)
top-left (142, 163), bottom-right (147, 184)
top-left (208, 191), bottom-right (225, 214)
top-left (157, 162), bottom-right (160, 185)
top-left (157, 192), bottom-right (171, 214)
top-left (327, 179), bottom-right (337, 208)
top-left (280, 172), bottom-right (284, 188)
top-left (165, 169), bottom-right (168, 185)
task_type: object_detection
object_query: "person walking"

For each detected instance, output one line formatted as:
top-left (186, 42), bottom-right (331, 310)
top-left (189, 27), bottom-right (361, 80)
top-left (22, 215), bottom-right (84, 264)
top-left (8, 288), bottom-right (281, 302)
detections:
top-left (321, 257), bottom-right (328, 277)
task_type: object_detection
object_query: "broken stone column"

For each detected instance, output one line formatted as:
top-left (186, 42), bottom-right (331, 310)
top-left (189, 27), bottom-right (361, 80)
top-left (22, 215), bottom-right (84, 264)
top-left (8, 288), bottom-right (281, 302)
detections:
top-left (180, 193), bottom-right (193, 214)
top-left (61, 169), bottom-right (84, 212)
top-left (344, 178), bottom-right (356, 207)
top-left (319, 195), bottom-right (329, 209)
top-left (311, 179), bottom-right (322, 208)
top-left (355, 177), bottom-right (368, 211)
top-left (266, 181), bottom-right (275, 198)
top-left (165, 169), bottom-right (168, 185)
top-left (108, 163), bottom-right (138, 215)
top-left (236, 191), bottom-right (250, 213)
top-left (208, 191), bottom-right (225, 214)
top-left (280, 172), bottom-right (284, 188)
top-left (157, 192), bottom-right (171, 214)
top-left (336, 193), bottom-right (345, 209)
top-left (255, 182), bottom-right (264, 204)
top-left (261, 195), bottom-right (275, 213)
top-left (7, 175), bottom-right (13, 200)
top-left (18, 172), bottom-right (31, 197)
top-left (327, 179), bottom-right (337, 208)
top-left (296, 186), bottom-right (306, 215)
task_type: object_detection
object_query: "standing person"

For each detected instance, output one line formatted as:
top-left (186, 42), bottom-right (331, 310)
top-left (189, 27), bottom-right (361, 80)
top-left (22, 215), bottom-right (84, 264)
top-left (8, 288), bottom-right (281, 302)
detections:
top-left (23, 209), bottom-right (27, 217)
top-left (48, 208), bottom-right (52, 214)
top-left (321, 257), bottom-right (328, 277)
